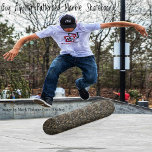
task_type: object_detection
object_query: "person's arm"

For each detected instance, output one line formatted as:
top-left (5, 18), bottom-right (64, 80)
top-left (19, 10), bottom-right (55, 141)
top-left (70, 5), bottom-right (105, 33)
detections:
top-left (128, 94), bottom-right (131, 101)
top-left (3, 33), bottom-right (39, 61)
top-left (128, 96), bottom-right (130, 101)
top-left (113, 91), bottom-right (118, 95)
top-left (100, 21), bottom-right (148, 37)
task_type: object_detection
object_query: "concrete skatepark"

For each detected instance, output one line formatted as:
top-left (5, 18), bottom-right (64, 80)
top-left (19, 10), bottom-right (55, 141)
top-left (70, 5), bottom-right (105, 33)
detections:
top-left (0, 97), bottom-right (152, 152)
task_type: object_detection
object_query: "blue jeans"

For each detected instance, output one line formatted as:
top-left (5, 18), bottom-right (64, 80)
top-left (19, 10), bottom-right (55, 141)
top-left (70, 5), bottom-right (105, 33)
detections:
top-left (42, 54), bottom-right (97, 98)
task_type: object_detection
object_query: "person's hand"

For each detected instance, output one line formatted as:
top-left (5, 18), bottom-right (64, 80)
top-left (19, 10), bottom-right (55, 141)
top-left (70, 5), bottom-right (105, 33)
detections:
top-left (134, 24), bottom-right (148, 37)
top-left (3, 48), bottom-right (19, 61)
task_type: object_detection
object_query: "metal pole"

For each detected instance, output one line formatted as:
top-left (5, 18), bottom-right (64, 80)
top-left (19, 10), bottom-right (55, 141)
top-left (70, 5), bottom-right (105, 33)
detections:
top-left (120, 0), bottom-right (126, 102)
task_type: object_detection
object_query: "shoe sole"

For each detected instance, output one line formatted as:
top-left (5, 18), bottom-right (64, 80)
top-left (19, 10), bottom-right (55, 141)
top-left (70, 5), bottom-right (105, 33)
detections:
top-left (33, 98), bottom-right (52, 108)
top-left (80, 97), bottom-right (90, 100)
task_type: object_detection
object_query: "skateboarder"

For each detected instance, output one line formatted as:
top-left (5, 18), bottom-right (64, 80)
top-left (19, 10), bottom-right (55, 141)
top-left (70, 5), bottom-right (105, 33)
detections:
top-left (3, 14), bottom-right (148, 107)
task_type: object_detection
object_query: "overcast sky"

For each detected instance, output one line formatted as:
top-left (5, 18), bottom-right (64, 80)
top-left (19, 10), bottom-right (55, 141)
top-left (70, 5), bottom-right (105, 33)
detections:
top-left (0, 0), bottom-right (151, 35)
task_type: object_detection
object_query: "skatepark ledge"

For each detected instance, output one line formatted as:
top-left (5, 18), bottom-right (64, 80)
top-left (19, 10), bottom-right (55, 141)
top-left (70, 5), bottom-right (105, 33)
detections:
top-left (0, 96), bottom-right (152, 120)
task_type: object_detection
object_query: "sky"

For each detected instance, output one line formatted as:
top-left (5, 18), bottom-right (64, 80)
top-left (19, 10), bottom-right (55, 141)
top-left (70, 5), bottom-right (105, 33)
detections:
top-left (0, 0), bottom-right (151, 35)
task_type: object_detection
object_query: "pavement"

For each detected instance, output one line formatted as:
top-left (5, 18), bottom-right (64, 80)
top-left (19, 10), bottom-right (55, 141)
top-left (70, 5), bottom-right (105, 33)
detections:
top-left (0, 114), bottom-right (152, 152)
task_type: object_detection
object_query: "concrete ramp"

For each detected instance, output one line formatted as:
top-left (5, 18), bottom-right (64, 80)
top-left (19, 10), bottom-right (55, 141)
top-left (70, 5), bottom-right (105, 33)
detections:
top-left (0, 97), bottom-right (152, 120)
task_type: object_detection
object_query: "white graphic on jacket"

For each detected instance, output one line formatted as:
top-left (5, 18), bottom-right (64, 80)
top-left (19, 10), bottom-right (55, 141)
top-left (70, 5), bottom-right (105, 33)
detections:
top-left (64, 32), bottom-right (79, 42)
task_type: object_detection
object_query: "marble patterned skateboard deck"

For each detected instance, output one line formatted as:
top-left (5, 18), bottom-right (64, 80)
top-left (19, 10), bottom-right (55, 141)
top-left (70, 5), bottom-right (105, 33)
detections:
top-left (43, 100), bottom-right (115, 135)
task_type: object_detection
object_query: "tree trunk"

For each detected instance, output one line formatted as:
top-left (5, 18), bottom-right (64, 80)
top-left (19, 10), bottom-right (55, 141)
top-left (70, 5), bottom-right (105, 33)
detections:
top-left (96, 42), bottom-right (101, 96)
top-left (45, 37), bottom-right (50, 71)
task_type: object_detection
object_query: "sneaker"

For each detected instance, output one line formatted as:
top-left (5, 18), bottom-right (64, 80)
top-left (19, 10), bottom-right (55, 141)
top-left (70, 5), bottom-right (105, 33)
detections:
top-left (41, 97), bottom-right (53, 107)
top-left (78, 88), bottom-right (89, 100)
top-left (34, 97), bottom-right (53, 107)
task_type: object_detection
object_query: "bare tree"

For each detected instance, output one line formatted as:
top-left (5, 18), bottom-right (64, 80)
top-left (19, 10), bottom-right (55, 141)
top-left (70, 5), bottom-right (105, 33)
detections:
top-left (88, 0), bottom-right (118, 95)
top-left (8, 0), bottom-right (70, 75)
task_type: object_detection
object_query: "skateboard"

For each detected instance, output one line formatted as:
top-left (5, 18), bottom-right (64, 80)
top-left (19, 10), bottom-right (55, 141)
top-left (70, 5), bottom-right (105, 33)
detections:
top-left (43, 99), bottom-right (115, 135)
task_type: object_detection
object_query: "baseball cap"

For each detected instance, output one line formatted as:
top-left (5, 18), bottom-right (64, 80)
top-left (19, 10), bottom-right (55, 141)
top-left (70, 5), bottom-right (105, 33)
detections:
top-left (60, 14), bottom-right (76, 29)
